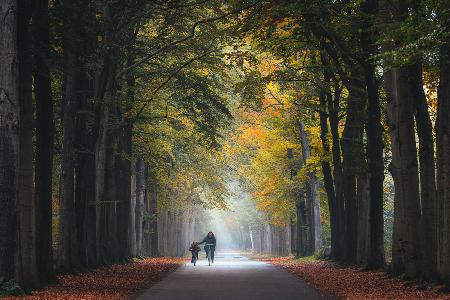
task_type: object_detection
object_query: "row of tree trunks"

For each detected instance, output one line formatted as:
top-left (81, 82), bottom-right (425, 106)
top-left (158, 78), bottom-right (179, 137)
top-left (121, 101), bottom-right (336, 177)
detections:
top-left (317, 52), bottom-right (385, 267)
top-left (0, 0), bottom-right (57, 287)
top-left (56, 0), bottom-right (135, 270)
top-left (129, 164), bottom-right (163, 258)
top-left (157, 209), bottom-right (199, 256)
top-left (382, 0), bottom-right (439, 280)
top-left (385, 61), bottom-right (439, 280)
top-left (250, 223), bottom-right (291, 255)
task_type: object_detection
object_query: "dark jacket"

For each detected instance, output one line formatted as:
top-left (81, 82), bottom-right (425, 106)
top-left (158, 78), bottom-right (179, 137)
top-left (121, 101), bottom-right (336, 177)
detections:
top-left (189, 244), bottom-right (200, 252)
top-left (198, 235), bottom-right (216, 250)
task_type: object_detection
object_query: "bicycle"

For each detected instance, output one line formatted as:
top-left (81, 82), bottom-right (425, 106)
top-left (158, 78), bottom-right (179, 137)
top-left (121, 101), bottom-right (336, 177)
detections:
top-left (189, 242), bottom-right (200, 266)
top-left (205, 243), bottom-right (215, 266)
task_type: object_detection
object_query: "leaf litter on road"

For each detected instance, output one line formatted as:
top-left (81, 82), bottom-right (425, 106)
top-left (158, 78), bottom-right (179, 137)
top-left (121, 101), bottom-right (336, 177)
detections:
top-left (3, 257), bottom-right (187, 299)
top-left (264, 258), bottom-right (450, 300)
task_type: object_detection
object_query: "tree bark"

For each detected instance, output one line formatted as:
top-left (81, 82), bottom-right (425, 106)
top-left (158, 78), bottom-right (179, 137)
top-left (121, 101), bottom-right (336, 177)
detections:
top-left (436, 14), bottom-right (450, 287)
top-left (17, 0), bottom-right (38, 288)
top-left (143, 164), bottom-right (150, 255)
top-left (135, 158), bottom-right (145, 257)
top-left (341, 74), bottom-right (365, 265)
top-left (359, 0), bottom-right (385, 269)
top-left (0, 0), bottom-right (19, 281)
top-left (149, 169), bottom-right (159, 257)
top-left (129, 171), bottom-right (137, 257)
top-left (299, 120), bottom-right (322, 255)
top-left (56, 0), bottom-right (85, 271)
top-left (296, 201), bottom-right (308, 257)
top-left (408, 62), bottom-right (437, 280)
top-left (385, 66), bottom-right (421, 279)
top-left (325, 70), bottom-right (346, 262)
top-left (318, 89), bottom-right (338, 259)
top-left (33, 0), bottom-right (55, 283)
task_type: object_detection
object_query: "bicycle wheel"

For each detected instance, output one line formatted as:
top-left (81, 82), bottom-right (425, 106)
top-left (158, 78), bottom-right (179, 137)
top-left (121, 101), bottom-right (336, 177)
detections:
top-left (208, 251), bottom-right (211, 266)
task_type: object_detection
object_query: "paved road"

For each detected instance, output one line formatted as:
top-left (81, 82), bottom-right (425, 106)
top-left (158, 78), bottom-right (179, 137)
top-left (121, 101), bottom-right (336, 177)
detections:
top-left (136, 251), bottom-right (329, 300)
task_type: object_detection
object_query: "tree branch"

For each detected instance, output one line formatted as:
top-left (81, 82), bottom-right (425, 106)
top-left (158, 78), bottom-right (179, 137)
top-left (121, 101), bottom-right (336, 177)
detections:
top-left (116, 1), bottom-right (261, 79)
top-left (126, 50), bottom-right (215, 125)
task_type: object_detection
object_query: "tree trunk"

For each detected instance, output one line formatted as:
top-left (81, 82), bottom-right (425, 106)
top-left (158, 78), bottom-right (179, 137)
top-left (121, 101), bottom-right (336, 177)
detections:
top-left (33, 0), bottom-right (55, 283)
top-left (341, 74), bottom-right (365, 265)
top-left (360, 0), bottom-right (385, 270)
top-left (116, 131), bottom-right (131, 262)
top-left (296, 201), bottom-right (307, 257)
top-left (318, 89), bottom-right (338, 259)
top-left (17, 0), bottom-right (38, 287)
top-left (103, 132), bottom-right (119, 263)
top-left (135, 158), bottom-right (145, 257)
top-left (385, 66), bottom-right (421, 279)
top-left (149, 169), bottom-right (159, 257)
top-left (407, 62), bottom-right (437, 280)
top-left (436, 16), bottom-right (450, 287)
top-left (143, 164), bottom-right (150, 255)
top-left (129, 171), bottom-right (137, 257)
top-left (356, 175), bottom-right (371, 265)
top-left (73, 66), bottom-right (96, 267)
top-left (326, 72), bottom-right (345, 262)
top-left (0, 0), bottom-right (20, 281)
top-left (299, 120), bottom-right (322, 255)
top-left (94, 100), bottom-right (109, 263)
top-left (56, 0), bottom-right (83, 269)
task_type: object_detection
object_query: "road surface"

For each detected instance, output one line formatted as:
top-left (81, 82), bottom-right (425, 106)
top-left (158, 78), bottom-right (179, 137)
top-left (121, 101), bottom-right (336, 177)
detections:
top-left (136, 251), bottom-right (329, 300)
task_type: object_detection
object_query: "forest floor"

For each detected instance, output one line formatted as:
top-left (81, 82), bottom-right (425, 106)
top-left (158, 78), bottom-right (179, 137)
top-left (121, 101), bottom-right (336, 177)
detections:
top-left (262, 257), bottom-right (450, 300)
top-left (2, 257), bottom-right (186, 300)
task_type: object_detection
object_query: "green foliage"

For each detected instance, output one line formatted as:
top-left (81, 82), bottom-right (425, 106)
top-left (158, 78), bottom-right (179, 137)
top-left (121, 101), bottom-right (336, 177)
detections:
top-left (0, 278), bottom-right (25, 297)
top-left (313, 246), bottom-right (331, 260)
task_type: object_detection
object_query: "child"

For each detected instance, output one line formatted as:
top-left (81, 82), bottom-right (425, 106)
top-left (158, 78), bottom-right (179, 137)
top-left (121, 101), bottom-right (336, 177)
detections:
top-left (189, 241), bottom-right (201, 265)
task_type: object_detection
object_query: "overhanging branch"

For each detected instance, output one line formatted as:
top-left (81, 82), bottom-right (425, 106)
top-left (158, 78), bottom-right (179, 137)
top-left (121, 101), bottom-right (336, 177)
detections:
top-left (116, 1), bottom-right (261, 79)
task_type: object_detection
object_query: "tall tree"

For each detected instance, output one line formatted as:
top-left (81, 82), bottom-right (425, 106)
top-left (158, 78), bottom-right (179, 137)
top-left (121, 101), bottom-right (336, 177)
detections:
top-left (385, 65), bottom-right (421, 278)
top-left (56, 0), bottom-right (88, 271)
top-left (17, 0), bottom-right (38, 287)
top-left (149, 168), bottom-right (159, 257)
top-left (359, 0), bottom-right (385, 269)
top-left (33, 0), bottom-right (55, 283)
top-left (135, 158), bottom-right (145, 257)
top-left (410, 61), bottom-right (437, 279)
top-left (0, 0), bottom-right (19, 281)
top-left (436, 4), bottom-right (450, 287)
